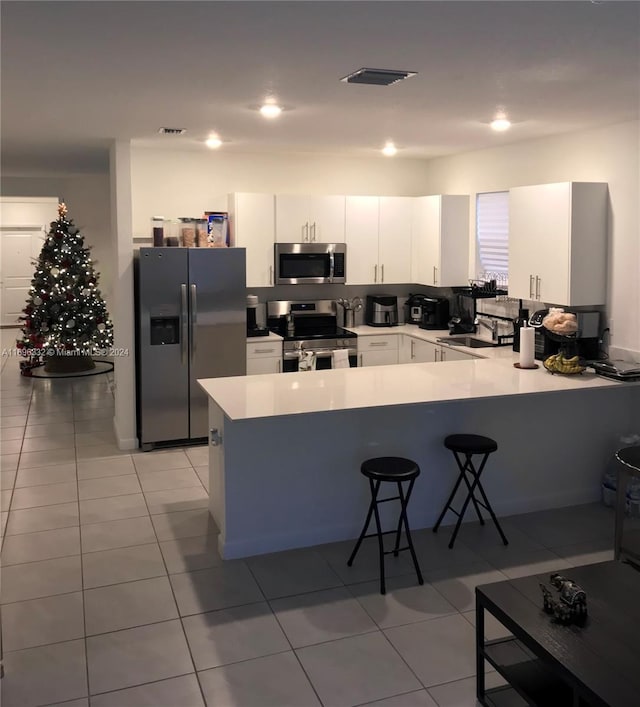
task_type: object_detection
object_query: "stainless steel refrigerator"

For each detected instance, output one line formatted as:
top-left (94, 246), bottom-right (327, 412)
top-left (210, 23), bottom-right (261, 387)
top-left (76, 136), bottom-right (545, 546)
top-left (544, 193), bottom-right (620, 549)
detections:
top-left (135, 247), bottom-right (246, 450)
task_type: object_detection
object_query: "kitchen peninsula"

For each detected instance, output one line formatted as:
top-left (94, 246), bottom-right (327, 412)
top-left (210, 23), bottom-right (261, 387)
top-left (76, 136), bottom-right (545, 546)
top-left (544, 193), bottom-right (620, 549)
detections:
top-left (199, 348), bottom-right (640, 559)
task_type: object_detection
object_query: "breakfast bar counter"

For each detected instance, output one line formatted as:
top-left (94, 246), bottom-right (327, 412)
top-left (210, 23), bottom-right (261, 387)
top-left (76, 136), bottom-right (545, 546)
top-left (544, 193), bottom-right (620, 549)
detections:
top-left (199, 358), bottom-right (640, 559)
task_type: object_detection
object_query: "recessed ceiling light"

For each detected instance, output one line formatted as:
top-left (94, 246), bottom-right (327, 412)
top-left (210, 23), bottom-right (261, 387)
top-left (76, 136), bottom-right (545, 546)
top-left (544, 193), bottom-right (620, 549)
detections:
top-left (259, 102), bottom-right (282, 119)
top-left (382, 142), bottom-right (397, 157)
top-left (205, 136), bottom-right (223, 149)
top-left (490, 117), bottom-right (511, 132)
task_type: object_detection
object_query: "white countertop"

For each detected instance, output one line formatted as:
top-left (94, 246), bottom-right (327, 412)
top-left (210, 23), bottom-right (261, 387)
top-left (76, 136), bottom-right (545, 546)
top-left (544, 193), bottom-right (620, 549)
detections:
top-left (246, 332), bottom-right (283, 343)
top-left (199, 354), bottom-right (630, 421)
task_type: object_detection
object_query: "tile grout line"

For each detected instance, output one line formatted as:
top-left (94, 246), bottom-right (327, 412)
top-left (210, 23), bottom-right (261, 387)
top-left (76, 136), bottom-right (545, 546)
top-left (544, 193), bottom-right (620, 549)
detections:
top-left (133, 455), bottom-right (210, 707)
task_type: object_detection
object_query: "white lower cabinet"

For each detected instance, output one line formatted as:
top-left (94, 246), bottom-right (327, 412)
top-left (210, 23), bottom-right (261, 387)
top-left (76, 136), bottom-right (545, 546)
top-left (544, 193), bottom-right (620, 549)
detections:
top-left (357, 334), bottom-right (399, 367)
top-left (246, 341), bottom-right (282, 375)
top-left (403, 336), bottom-right (478, 363)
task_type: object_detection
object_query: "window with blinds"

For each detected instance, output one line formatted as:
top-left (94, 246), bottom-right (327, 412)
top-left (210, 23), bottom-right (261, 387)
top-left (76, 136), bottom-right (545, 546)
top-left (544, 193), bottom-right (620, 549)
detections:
top-left (476, 191), bottom-right (509, 282)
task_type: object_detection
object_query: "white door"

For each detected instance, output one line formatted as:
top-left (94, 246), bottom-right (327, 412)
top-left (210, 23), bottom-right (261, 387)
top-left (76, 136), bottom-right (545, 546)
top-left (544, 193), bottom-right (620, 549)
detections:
top-left (308, 196), bottom-right (345, 243)
top-left (411, 338), bottom-right (439, 363)
top-left (231, 193), bottom-right (275, 287)
top-left (275, 195), bottom-right (311, 242)
top-left (440, 347), bottom-right (475, 362)
top-left (532, 183), bottom-right (571, 305)
top-left (345, 196), bottom-right (379, 285)
top-left (0, 228), bottom-right (45, 326)
top-left (412, 197), bottom-right (441, 286)
top-left (378, 197), bottom-right (412, 284)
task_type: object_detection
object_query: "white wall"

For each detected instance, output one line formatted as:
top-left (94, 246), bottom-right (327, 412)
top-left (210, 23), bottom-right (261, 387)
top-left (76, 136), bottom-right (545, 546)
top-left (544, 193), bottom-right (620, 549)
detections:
top-left (0, 175), bottom-right (114, 311)
top-left (109, 141), bottom-right (137, 450)
top-left (130, 148), bottom-right (432, 237)
top-left (419, 121), bottom-right (640, 356)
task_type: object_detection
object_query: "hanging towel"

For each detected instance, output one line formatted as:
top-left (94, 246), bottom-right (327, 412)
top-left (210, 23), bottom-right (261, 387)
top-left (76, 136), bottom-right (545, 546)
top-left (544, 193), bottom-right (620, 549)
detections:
top-left (332, 349), bottom-right (350, 369)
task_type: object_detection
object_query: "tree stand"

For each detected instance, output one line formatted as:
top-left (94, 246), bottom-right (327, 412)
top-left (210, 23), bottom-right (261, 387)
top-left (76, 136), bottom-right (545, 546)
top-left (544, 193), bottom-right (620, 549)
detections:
top-left (44, 353), bottom-right (95, 374)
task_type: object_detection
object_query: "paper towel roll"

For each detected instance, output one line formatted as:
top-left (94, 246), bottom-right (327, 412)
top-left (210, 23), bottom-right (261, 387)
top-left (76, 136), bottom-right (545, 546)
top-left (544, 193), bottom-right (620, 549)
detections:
top-left (519, 326), bottom-right (535, 368)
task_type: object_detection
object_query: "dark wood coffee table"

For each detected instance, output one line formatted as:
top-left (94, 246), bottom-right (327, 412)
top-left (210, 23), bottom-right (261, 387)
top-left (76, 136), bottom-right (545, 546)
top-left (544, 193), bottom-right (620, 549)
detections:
top-left (476, 561), bottom-right (640, 706)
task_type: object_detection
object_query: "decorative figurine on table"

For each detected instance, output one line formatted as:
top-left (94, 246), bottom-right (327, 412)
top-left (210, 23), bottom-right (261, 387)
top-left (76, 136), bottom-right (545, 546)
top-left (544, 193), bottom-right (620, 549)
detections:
top-left (540, 573), bottom-right (588, 624)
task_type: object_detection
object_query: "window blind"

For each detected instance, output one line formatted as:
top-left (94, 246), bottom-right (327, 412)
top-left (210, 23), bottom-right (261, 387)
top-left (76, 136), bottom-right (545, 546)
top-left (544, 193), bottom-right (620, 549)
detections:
top-left (476, 191), bottom-right (509, 281)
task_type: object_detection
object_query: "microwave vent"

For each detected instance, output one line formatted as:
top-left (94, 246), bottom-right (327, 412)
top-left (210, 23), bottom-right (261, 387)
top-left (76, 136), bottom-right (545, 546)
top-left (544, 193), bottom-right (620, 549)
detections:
top-left (340, 68), bottom-right (417, 86)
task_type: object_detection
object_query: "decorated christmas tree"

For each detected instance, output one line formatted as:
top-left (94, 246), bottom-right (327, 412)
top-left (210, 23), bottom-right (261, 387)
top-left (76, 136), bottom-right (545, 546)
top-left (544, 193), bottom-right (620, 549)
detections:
top-left (17, 202), bottom-right (113, 374)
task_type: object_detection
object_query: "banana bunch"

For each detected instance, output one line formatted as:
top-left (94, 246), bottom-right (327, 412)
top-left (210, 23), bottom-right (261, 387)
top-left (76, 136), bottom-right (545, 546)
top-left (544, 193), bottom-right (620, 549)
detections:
top-left (543, 353), bottom-right (585, 374)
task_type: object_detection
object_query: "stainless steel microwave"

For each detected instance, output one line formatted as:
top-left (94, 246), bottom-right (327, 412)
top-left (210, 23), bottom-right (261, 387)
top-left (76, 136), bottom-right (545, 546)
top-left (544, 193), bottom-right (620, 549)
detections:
top-left (275, 243), bottom-right (346, 285)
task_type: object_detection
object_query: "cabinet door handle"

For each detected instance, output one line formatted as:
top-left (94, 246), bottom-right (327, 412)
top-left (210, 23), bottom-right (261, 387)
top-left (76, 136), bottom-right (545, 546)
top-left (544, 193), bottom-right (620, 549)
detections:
top-left (381, 264), bottom-right (384, 283)
top-left (269, 265), bottom-right (273, 285)
top-left (435, 348), bottom-right (439, 362)
top-left (277, 360), bottom-right (281, 373)
top-left (311, 222), bottom-right (317, 241)
top-left (433, 266), bottom-right (437, 285)
top-left (535, 276), bottom-right (541, 300)
top-left (441, 348), bottom-right (446, 361)
top-left (411, 340), bottom-right (415, 359)
top-left (254, 348), bottom-right (275, 354)
top-left (374, 264), bottom-right (378, 283)
top-left (529, 275), bottom-right (535, 299)
top-left (305, 222), bottom-right (310, 241)
top-left (359, 354), bottom-right (363, 367)
top-left (369, 341), bottom-right (388, 347)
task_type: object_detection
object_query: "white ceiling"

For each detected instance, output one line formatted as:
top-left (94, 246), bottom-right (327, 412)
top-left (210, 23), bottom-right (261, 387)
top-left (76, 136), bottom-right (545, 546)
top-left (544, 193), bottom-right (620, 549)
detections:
top-left (2, 1), bottom-right (639, 174)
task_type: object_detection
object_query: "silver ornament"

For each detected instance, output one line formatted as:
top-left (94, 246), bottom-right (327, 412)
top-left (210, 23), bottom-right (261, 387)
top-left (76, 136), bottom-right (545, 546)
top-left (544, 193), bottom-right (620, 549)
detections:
top-left (97, 323), bottom-right (106, 331)
top-left (51, 267), bottom-right (60, 277)
top-left (32, 295), bottom-right (42, 305)
top-left (66, 319), bottom-right (76, 329)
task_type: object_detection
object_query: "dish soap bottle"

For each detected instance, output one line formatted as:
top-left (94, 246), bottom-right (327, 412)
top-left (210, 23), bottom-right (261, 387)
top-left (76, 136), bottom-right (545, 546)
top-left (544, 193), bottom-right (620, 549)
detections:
top-left (512, 308), bottom-right (529, 352)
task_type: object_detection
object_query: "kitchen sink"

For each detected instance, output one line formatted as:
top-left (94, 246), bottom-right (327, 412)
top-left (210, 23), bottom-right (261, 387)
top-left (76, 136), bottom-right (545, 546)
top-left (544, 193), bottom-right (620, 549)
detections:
top-left (437, 336), bottom-right (497, 349)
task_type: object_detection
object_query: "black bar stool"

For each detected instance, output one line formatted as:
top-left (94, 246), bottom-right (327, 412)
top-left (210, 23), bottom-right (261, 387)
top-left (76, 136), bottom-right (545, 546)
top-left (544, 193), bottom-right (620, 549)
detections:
top-left (347, 457), bottom-right (424, 594)
top-left (433, 434), bottom-right (508, 549)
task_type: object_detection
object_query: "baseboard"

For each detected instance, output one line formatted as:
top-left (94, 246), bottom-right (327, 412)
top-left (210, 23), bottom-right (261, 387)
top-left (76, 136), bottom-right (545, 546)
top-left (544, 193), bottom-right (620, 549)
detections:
top-left (112, 415), bottom-right (138, 451)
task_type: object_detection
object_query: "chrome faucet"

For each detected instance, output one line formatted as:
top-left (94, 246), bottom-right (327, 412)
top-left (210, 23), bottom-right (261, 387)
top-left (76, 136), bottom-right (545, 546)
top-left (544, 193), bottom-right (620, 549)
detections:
top-left (475, 316), bottom-right (498, 341)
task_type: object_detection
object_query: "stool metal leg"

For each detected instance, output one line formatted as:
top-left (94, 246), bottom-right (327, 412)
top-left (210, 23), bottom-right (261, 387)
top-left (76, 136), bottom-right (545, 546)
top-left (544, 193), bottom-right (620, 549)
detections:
top-left (458, 452), bottom-right (485, 525)
top-left (469, 464), bottom-right (509, 546)
top-left (370, 480), bottom-right (386, 594)
top-left (393, 482), bottom-right (403, 557)
top-left (347, 478), bottom-right (378, 567)
top-left (397, 478), bottom-right (424, 585)
top-left (433, 466), bottom-right (466, 533)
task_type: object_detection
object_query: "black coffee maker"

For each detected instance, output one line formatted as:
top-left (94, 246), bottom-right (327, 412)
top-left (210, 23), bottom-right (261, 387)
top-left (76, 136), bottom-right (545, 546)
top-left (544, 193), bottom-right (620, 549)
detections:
top-left (418, 298), bottom-right (450, 330)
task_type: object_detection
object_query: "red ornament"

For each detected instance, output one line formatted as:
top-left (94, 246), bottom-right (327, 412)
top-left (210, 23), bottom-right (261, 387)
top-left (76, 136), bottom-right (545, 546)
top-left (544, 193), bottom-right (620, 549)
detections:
top-left (42, 294), bottom-right (50, 301)
top-left (66, 293), bottom-right (75, 302)
top-left (30, 334), bottom-right (38, 343)
top-left (16, 341), bottom-right (24, 349)
top-left (62, 259), bottom-right (71, 268)
top-left (24, 319), bottom-right (31, 329)
top-left (25, 305), bottom-right (33, 314)
top-left (55, 232), bottom-right (63, 240)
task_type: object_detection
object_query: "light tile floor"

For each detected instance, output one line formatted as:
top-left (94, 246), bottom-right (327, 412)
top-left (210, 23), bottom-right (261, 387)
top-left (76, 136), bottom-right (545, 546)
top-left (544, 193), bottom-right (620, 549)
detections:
top-left (0, 337), bottom-right (621, 706)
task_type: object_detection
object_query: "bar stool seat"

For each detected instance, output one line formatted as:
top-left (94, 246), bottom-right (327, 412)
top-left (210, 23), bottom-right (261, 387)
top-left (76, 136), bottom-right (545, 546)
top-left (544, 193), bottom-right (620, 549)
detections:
top-left (347, 457), bottom-right (423, 594)
top-left (434, 434), bottom-right (508, 549)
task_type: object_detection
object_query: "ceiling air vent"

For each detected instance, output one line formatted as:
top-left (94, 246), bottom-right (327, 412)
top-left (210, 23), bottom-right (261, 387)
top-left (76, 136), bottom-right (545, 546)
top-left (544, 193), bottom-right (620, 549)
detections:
top-left (158, 127), bottom-right (187, 135)
top-left (340, 68), bottom-right (417, 86)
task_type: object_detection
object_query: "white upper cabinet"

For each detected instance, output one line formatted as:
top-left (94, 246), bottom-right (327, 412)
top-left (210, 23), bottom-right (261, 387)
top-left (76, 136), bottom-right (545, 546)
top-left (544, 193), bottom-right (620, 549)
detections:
top-left (508, 182), bottom-right (607, 305)
top-left (275, 195), bottom-right (345, 243)
top-left (228, 193), bottom-right (275, 288)
top-left (378, 197), bottom-right (412, 284)
top-left (345, 196), bottom-right (412, 285)
top-left (345, 196), bottom-right (380, 285)
top-left (412, 195), bottom-right (470, 287)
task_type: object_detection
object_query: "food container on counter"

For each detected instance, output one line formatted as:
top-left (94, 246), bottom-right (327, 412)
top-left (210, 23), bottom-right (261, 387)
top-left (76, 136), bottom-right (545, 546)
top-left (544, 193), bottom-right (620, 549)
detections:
top-left (151, 216), bottom-right (165, 247)
top-left (179, 218), bottom-right (196, 247)
top-left (195, 219), bottom-right (209, 247)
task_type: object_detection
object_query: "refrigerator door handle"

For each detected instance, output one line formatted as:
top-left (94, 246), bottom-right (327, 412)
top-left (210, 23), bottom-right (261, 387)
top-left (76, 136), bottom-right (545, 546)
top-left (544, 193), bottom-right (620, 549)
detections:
top-left (190, 284), bottom-right (197, 359)
top-left (180, 284), bottom-right (188, 365)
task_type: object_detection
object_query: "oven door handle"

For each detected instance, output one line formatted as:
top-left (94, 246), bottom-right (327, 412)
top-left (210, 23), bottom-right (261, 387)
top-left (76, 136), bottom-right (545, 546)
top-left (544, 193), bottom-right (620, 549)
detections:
top-left (283, 348), bottom-right (356, 360)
